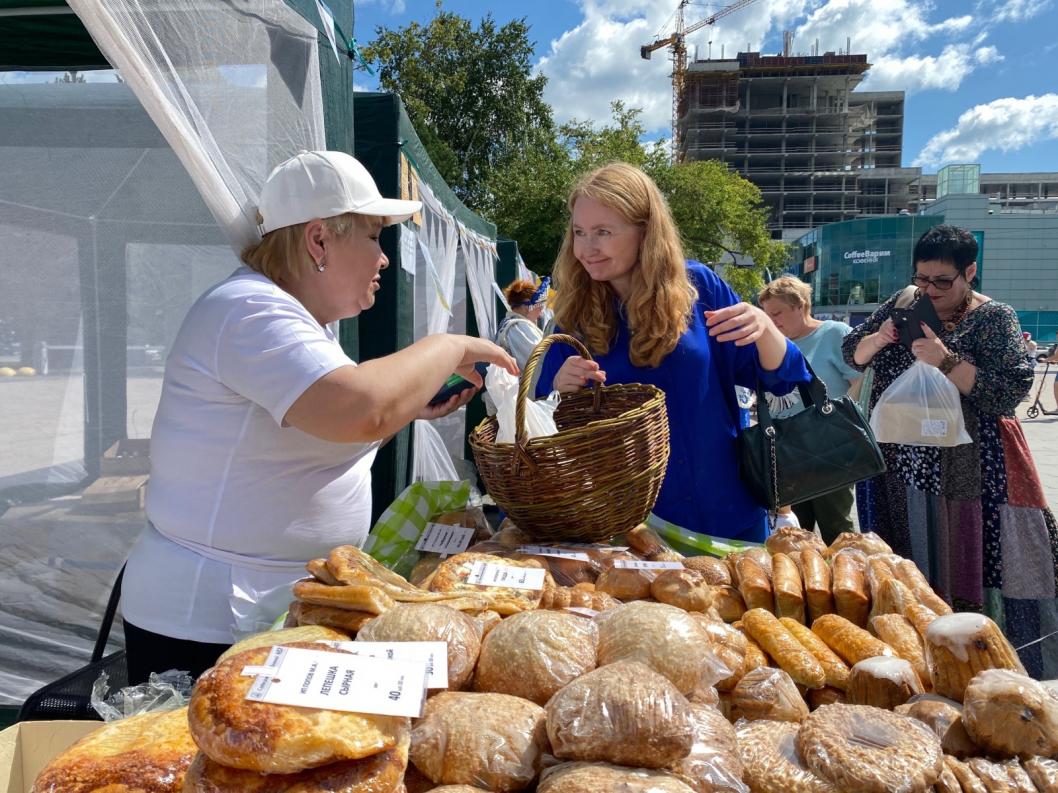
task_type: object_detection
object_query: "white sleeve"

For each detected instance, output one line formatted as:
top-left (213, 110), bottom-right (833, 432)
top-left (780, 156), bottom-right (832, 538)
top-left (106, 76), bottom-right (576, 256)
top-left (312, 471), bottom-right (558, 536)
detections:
top-left (214, 292), bottom-right (354, 425)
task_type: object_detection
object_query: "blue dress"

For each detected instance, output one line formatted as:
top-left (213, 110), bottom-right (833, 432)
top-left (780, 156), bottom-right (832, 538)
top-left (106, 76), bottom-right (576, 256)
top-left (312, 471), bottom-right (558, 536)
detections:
top-left (535, 262), bottom-right (810, 542)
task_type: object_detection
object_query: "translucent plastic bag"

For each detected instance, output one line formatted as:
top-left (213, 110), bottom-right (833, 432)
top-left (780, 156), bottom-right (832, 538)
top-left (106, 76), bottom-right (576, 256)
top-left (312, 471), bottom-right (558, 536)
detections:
top-left (487, 363), bottom-right (559, 444)
top-left (870, 361), bottom-right (972, 447)
top-left (91, 669), bottom-right (193, 722)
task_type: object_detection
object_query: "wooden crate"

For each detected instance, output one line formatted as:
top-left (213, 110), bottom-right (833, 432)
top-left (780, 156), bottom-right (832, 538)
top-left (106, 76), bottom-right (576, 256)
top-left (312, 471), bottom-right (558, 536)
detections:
top-left (100, 439), bottom-right (150, 477)
top-left (80, 475), bottom-right (148, 513)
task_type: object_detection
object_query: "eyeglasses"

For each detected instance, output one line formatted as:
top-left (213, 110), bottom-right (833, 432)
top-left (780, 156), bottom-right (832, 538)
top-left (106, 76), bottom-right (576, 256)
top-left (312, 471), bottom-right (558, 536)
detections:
top-left (911, 274), bottom-right (960, 291)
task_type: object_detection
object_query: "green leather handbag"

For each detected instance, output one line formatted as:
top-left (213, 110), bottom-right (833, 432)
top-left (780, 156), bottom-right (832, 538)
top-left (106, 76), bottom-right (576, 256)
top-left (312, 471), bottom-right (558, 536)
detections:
top-left (738, 364), bottom-right (886, 510)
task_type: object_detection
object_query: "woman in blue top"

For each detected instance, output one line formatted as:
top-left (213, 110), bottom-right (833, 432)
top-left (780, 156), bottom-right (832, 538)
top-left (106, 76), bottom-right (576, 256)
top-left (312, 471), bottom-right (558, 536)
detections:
top-left (535, 163), bottom-right (810, 542)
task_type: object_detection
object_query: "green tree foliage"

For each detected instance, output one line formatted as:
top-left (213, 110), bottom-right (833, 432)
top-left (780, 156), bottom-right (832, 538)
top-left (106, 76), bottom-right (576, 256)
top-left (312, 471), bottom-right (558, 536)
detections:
top-left (364, 8), bottom-right (553, 208)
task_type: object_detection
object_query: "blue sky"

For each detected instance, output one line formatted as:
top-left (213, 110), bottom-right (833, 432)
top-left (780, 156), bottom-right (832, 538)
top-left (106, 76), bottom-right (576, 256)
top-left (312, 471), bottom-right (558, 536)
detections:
top-left (353, 0), bottom-right (1058, 175)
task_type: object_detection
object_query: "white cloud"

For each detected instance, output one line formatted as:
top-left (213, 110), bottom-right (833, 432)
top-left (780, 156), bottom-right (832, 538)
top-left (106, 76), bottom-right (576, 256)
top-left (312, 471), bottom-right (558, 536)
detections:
top-left (538, 0), bottom-right (1002, 133)
top-left (914, 94), bottom-right (1058, 167)
top-left (978, 0), bottom-right (1051, 21)
top-left (355, 0), bottom-right (405, 13)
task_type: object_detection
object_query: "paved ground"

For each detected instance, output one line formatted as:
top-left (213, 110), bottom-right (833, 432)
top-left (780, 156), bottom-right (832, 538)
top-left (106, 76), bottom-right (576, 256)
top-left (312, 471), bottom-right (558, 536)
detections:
top-left (1023, 364), bottom-right (1058, 509)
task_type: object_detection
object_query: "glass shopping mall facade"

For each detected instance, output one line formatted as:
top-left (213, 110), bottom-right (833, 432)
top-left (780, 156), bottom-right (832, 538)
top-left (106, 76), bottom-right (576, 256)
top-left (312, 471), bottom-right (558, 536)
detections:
top-left (786, 194), bottom-right (1058, 341)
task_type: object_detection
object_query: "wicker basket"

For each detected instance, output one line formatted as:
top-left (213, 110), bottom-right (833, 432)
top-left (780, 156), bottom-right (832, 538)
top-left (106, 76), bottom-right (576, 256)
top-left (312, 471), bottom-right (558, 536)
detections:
top-left (469, 334), bottom-right (670, 543)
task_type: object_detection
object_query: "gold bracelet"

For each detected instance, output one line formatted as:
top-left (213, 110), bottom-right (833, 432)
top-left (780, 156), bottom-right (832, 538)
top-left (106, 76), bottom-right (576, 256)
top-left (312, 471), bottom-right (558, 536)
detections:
top-left (939, 351), bottom-right (961, 375)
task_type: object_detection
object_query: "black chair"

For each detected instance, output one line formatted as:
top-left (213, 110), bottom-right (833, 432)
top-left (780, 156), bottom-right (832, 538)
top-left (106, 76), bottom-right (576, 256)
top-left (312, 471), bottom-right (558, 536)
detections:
top-left (18, 565), bottom-right (127, 722)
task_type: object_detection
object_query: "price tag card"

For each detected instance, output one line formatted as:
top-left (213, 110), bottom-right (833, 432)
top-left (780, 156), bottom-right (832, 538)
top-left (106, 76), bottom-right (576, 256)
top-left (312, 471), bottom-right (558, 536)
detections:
top-left (565, 607), bottom-right (600, 618)
top-left (415, 522), bottom-right (475, 556)
top-left (559, 542), bottom-right (630, 551)
top-left (921, 419), bottom-right (949, 438)
top-left (612, 559), bottom-right (685, 570)
top-left (244, 645), bottom-right (427, 718)
top-left (318, 641), bottom-right (449, 689)
top-left (516, 545), bottom-right (591, 562)
top-left (466, 561), bottom-right (547, 590)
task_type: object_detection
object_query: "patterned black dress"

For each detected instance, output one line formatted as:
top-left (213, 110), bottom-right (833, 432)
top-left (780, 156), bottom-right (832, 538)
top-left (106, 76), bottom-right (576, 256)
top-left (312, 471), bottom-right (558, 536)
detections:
top-left (843, 291), bottom-right (1058, 678)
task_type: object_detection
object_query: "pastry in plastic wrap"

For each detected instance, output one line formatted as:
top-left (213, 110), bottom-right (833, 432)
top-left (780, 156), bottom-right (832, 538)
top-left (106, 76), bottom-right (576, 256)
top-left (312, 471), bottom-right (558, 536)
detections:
top-left (421, 787), bottom-right (493, 793)
top-left (869, 576), bottom-right (912, 621)
top-left (735, 555), bottom-right (773, 612)
top-left (428, 552), bottom-right (552, 614)
top-left (218, 625), bottom-right (349, 663)
top-left (946, 756), bottom-right (989, 793)
top-left (796, 704), bottom-right (944, 793)
top-left (967, 757), bottom-right (1021, 792)
top-left (356, 602), bottom-right (483, 691)
top-left (765, 526), bottom-right (827, 557)
top-left (741, 608), bottom-right (825, 689)
top-left (182, 729), bottom-right (409, 792)
top-left (1002, 759), bottom-right (1039, 793)
top-left (893, 558), bottom-right (953, 615)
top-left (293, 578), bottom-right (397, 614)
top-left (771, 553), bottom-right (805, 623)
top-left (811, 613), bottom-right (895, 666)
top-left (800, 548), bottom-right (834, 623)
top-left (537, 762), bottom-right (697, 793)
top-left (823, 531), bottom-right (893, 559)
top-left (869, 613), bottom-right (929, 690)
top-left (698, 619), bottom-right (749, 692)
top-left (846, 656), bottom-right (924, 709)
top-left (30, 707), bottom-right (197, 793)
top-left (807, 686), bottom-right (846, 710)
top-left (538, 585), bottom-right (620, 612)
top-left (683, 556), bottom-right (733, 586)
top-left (830, 548), bottom-right (869, 627)
top-left (596, 563), bottom-right (653, 601)
top-left (307, 557), bottom-right (342, 585)
top-left (713, 585), bottom-right (747, 622)
top-left (188, 643), bottom-right (407, 773)
top-left (730, 666), bottom-right (809, 723)
top-left (894, 694), bottom-right (979, 758)
top-left (596, 601), bottom-right (729, 694)
top-left (474, 609), bottom-right (596, 705)
top-left (735, 720), bottom-right (838, 793)
top-left (1023, 756), bottom-right (1058, 792)
top-left (409, 691), bottom-right (547, 792)
top-left (288, 601), bottom-right (377, 634)
top-left (668, 704), bottom-right (748, 793)
top-left (651, 568), bottom-right (714, 612)
top-left (473, 609), bottom-right (502, 636)
top-left (545, 660), bottom-right (694, 768)
top-left (933, 765), bottom-right (964, 793)
top-left (924, 613), bottom-right (1026, 701)
top-left (962, 669), bottom-right (1058, 758)
top-left (779, 618), bottom-right (849, 690)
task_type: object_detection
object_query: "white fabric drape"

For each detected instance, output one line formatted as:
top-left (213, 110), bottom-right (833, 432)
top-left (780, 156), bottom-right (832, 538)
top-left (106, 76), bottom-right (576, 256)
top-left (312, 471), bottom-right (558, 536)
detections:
top-left (67, 0), bottom-right (326, 253)
top-left (459, 225), bottom-right (500, 343)
top-left (417, 182), bottom-right (459, 336)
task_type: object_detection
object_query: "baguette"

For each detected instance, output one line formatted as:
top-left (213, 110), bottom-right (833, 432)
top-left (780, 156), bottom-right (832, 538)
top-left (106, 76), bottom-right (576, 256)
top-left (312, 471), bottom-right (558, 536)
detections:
top-left (800, 548), bottom-right (834, 623)
top-left (831, 548), bottom-right (870, 627)
top-left (771, 552), bottom-right (806, 623)
top-left (811, 613), bottom-right (895, 666)
top-left (780, 617), bottom-right (850, 690)
top-left (741, 608), bottom-right (825, 689)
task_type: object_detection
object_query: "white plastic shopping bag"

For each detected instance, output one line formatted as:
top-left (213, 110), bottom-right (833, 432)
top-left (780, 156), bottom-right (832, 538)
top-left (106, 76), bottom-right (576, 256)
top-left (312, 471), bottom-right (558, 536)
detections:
top-left (486, 363), bottom-right (558, 444)
top-left (869, 360), bottom-right (972, 447)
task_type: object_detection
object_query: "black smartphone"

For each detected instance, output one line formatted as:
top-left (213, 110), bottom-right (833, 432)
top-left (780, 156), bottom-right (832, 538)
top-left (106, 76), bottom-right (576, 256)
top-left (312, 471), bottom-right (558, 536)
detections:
top-left (427, 362), bottom-right (490, 407)
top-left (891, 295), bottom-right (943, 348)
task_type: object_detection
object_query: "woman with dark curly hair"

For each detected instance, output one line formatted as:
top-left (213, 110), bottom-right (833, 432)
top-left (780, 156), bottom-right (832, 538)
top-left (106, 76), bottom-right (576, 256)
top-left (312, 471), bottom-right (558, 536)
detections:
top-left (843, 224), bottom-right (1057, 677)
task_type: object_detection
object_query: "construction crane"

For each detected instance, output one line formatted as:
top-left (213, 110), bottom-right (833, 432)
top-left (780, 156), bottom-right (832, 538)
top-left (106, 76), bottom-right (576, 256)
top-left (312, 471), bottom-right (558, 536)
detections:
top-left (641, 0), bottom-right (760, 161)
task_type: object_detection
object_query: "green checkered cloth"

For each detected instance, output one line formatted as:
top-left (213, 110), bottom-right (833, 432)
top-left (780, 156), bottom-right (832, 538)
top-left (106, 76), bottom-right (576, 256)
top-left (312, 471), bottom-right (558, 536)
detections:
top-left (645, 513), bottom-right (762, 557)
top-left (363, 480), bottom-right (472, 576)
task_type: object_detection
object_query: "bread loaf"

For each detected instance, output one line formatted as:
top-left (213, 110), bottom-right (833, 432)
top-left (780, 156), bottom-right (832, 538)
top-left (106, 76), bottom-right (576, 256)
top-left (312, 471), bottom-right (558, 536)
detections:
top-left (800, 549), bottom-right (834, 623)
top-left (925, 613), bottom-right (1026, 701)
top-left (824, 531), bottom-right (892, 558)
top-left (830, 549), bottom-right (869, 627)
top-left (682, 556), bottom-right (733, 586)
top-left (731, 666), bottom-right (809, 723)
top-left (651, 568), bottom-right (714, 612)
top-left (869, 613), bottom-right (929, 690)
top-left (894, 696), bottom-right (979, 759)
top-left (962, 669), bottom-right (1058, 758)
top-left (846, 656), bottom-right (924, 710)
top-left (537, 762), bottom-right (697, 793)
top-left (771, 553), bottom-right (806, 623)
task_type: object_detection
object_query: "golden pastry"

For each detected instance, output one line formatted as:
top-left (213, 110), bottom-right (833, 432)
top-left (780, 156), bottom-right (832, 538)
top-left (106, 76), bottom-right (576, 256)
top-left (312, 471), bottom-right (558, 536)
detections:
top-left (765, 526), bottom-right (827, 557)
top-left (869, 613), bottom-right (930, 690)
top-left (895, 696), bottom-right (979, 759)
top-left (771, 552), bottom-right (806, 623)
top-left (811, 613), bottom-right (895, 666)
top-left (730, 666), bottom-right (809, 723)
top-left (681, 555), bottom-right (732, 586)
top-left (925, 613), bottom-right (1026, 701)
top-left (650, 568), bottom-right (714, 612)
top-left (537, 762), bottom-right (697, 793)
top-left (288, 601), bottom-right (377, 634)
top-left (830, 548), bottom-right (869, 628)
top-left (218, 625), bottom-right (348, 663)
top-left (741, 608), bottom-right (825, 689)
top-left (780, 617), bottom-right (850, 690)
top-left (428, 552), bottom-right (552, 614)
top-left (962, 669), bottom-right (1058, 758)
top-left (736, 720), bottom-right (838, 793)
top-left (800, 548), bottom-right (834, 623)
top-left (846, 656), bottom-right (924, 710)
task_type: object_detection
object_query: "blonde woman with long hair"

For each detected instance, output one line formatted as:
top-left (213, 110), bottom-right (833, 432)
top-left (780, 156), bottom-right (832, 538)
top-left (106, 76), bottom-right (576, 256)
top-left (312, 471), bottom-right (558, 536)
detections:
top-left (535, 163), bottom-right (809, 541)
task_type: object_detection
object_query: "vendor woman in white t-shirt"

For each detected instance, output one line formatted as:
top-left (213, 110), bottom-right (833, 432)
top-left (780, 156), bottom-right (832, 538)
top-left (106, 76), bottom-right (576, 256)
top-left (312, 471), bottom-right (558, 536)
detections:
top-left (121, 151), bottom-right (517, 683)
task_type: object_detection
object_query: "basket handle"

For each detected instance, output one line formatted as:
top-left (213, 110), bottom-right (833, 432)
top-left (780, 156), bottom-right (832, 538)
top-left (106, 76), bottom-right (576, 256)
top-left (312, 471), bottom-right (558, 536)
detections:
top-left (515, 333), bottom-right (603, 460)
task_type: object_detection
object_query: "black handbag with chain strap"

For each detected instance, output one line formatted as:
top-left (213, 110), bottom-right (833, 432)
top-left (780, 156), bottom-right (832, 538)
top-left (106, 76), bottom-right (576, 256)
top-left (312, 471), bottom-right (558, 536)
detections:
top-left (738, 363), bottom-right (886, 510)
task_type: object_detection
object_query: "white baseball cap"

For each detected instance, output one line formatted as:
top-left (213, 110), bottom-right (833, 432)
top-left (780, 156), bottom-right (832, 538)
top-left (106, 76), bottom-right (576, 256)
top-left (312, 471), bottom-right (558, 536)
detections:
top-left (257, 150), bottom-right (422, 234)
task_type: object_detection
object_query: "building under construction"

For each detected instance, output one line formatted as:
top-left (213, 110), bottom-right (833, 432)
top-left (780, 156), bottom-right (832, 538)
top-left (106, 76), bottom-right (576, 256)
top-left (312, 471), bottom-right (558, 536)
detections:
top-left (679, 51), bottom-right (920, 238)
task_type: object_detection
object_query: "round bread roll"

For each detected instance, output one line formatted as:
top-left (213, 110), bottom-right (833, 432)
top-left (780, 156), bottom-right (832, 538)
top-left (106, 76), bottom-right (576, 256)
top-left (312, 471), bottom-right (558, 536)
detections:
top-left (962, 669), bottom-right (1058, 758)
top-left (183, 730), bottom-right (408, 792)
top-left (596, 601), bottom-right (727, 694)
top-left (356, 603), bottom-right (482, 690)
top-left (409, 691), bottom-right (547, 792)
top-left (894, 695), bottom-right (979, 758)
top-left (32, 707), bottom-right (197, 793)
top-left (188, 643), bottom-right (407, 773)
top-left (595, 565), bottom-right (652, 601)
top-left (712, 585), bottom-right (747, 622)
top-left (823, 531), bottom-right (892, 558)
top-left (668, 704), bottom-right (745, 793)
top-left (682, 556), bottom-right (733, 586)
top-left (650, 568), bottom-right (714, 612)
top-left (473, 609), bottom-right (597, 705)
top-left (846, 656), bottom-right (923, 710)
top-left (766, 526), bottom-right (827, 557)
top-left (537, 762), bottom-right (697, 793)
top-left (925, 612), bottom-right (1026, 701)
top-left (218, 625), bottom-right (349, 663)
top-left (546, 660), bottom-right (693, 769)
top-left (736, 720), bottom-right (837, 793)
top-left (796, 704), bottom-right (943, 793)
top-left (731, 666), bottom-right (809, 723)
